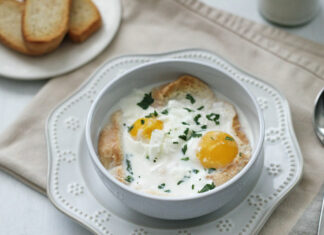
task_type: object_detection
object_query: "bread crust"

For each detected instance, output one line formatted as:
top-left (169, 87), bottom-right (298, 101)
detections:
top-left (68, 0), bottom-right (102, 43)
top-left (22, 0), bottom-right (71, 54)
top-left (152, 75), bottom-right (215, 107)
top-left (0, 0), bottom-right (44, 56)
top-left (98, 110), bottom-right (123, 169)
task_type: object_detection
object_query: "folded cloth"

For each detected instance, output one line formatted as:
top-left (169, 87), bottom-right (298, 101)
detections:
top-left (0, 0), bottom-right (323, 234)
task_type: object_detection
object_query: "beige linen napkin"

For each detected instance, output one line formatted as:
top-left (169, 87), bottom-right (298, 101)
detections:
top-left (0, 0), bottom-right (323, 233)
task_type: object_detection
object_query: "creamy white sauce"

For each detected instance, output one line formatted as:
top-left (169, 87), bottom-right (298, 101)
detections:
top-left (107, 84), bottom-right (253, 197)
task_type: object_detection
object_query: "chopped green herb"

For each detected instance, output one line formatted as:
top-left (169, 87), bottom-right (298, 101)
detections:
top-left (141, 119), bottom-right (145, 125)
top-left (198, 182), bottom-right (215, 193)
top-left (182, 144), bottom-right (188, 154)
top-left (197, 106), bottom-right (204, 110)
top-left (239, 152), bottom-right (243, 157)
top-left (126, 159), bottom-right (133, 175)
top-left (207, 168), bottom-right (216, 174)
top-left (125, 175), bottom-right (134, 183)
top-left (186, 94), bottom-right (196, 104)
top-left (161, 109), bottom-right (168, 115)
top-left (128, 125), bottom-right (134, 132)
top-left (194, 114), bottom-right (201, 125)
top-left (153, 157), bottom-right (158, 163)
top-left (177, 180), bottom-right (184, 185)
top-left (225, 136), bottom-right (234, 141)
top-left (192, 184), bottom-right (195, 190)
top-left (145, 110), bottom-right (158, 118)
top-left (184, 128), bottom-right (189, 135)
top-left (182, 122), bottom-right (190, 125)
top-left (158, 183), bottom-right (166, 189)
top-left (201, 125), bottom-right (207, 129)
top-left (137, 93), bottom-right (154, 110)
top-left (146, 155), bottom-right (149, 160)
top-left (184, 107), bottom-right (193, 112)
top-left (181, 157), bottom-right (189, 161)
top-left (173, 141), bottom-right (179, 144)
top-left (206, 113), bottom-right (220, 125)
top-left (190, 130), bottom-right (202, 138)
top-left (164, 189), bottom-right (171, 193)
top-left (192, 169), bottom-right (199, 174)
top-left (179, 135), bottom-right (187, 141)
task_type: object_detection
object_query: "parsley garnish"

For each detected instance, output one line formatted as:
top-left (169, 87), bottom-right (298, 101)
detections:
top-left (164, 189), bottom-right (171, 193)
top-left (178, 128), bottom-right (190, 141)
top-left (145, 110), bottom-right (158, 118)
top-left (197, 106), bottom-right (204, 110)
top-left (153, 157), bottom-right (158, 163)
top-left (190, 130), bottom-right (202, 138)
top-left (207, 168), bottom-right (216, 174)
top-left (128, 125), bottom-right (134, 132)
top-left (177, 180), bottom-right (184, 185)
top-left (192, 184), bottom-right (195, 190)
top-left (183, 107), bottom-right (193, 112)
top-left (192, 169), bottom-right (199, 174)
top-left (179, 135), bottom-right (187, 141)
top-left (125, 175), bottom-right (134, 183)
top-left (186, 94), bottom-right (196, 104)
top-left (161, 109), bottom-right (168, 115)
top-left (182, 144), bottom-right (188, 154)
top-left (173, 141), bottom-right (179, 144)
top-left (146, 155), bottom-right (149, 160)
top-left (194, 114), bottom-right (201, 125)
top-left (201, 125), bottom-right (207, 129)
top-left (158, 183), bottom-right (166, 189)
top-left (182, 122), bottom-right (189, 125)
top-left (206, 113), bottom-right (220, 125)
top-left (137, 93), bottom-right (154, 109)
top-left (225, 136), bottom-right (234, 141)
top-left (198, 182), bottom-right (215, 193)
top-left (239, 152), bottom-right (243, 157)
top-left (181, 157), bottom-right (189, 161)
top-left (126, 159), bottom-right (133, 175)
top-left (141, 119), bottom-right (145, 125)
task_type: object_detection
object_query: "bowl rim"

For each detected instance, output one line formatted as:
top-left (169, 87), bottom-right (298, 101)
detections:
top-left (85, 58), bottom-right (265, 202)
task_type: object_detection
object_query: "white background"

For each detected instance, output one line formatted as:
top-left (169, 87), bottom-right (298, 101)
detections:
top-left (1, 0), bottom-right (324, 234)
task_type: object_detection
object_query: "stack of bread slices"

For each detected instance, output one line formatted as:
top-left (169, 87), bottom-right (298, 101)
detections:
top-left (0, 0), bottom-right (101, 56)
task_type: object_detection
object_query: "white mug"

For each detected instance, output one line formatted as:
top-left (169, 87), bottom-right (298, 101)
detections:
top-left (258, 0), bottom-right (320, 26)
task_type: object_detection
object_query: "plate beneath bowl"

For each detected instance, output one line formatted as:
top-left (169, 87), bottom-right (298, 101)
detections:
top-left (46, 49), bottom-right (303, 234)
top-left (0, 0), bottom-right (121, 80)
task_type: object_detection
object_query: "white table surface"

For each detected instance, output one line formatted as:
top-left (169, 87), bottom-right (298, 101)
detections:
top-left (1, 1), bottom-right (323, 234)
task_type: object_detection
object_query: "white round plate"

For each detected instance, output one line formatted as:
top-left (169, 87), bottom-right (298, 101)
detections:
top-left (0, 0), bottom-right (121, 80)
top-left (46, 49), bottom-right (303, 235)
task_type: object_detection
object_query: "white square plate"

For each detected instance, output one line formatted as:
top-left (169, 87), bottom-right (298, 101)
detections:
top-left (46, 49), bottom-right (303, 234)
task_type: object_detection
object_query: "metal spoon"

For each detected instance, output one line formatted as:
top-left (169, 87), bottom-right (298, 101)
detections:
top-left (313, 88), bottom-right (324, 145)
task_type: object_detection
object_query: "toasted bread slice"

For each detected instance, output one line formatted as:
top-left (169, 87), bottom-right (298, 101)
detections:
top-left (98, 110), bottom-right (125, 183)
top-left (0, 0), bottom-right (38, 55)
top-left (152, 75), bottom-right (215, 107)
top-left (98, 111), bottom-right (123, 169)
top-left (22, 0), bottom-right (71, 54)
top-left (69, 0), bottom-right (101, 43)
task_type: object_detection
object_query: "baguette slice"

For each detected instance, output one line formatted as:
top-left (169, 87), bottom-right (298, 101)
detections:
top-left (69, 0), bottom-right (101, 43)
top-left (22, 0), bottom-right (71, 54)
top-left (0, 0), bottom-right (39, 55)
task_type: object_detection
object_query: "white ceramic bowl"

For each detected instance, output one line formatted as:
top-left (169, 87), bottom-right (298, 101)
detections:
top-left (86, 59), bottom-right (265, 220)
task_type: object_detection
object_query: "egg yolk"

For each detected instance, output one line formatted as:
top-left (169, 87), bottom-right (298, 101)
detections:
top-left (129, 117), bottom-right (163, 140)
top-left (197, 131), bottom-right (238, 169)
